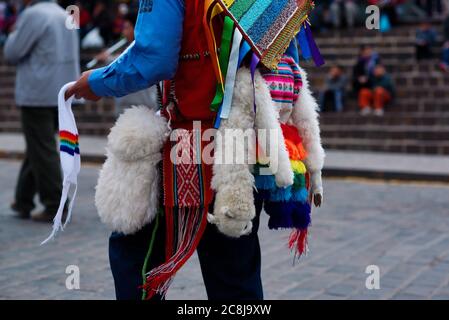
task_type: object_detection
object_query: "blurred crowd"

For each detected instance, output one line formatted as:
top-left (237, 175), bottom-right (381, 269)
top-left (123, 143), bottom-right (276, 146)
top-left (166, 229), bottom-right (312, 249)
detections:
top-left (2, 1), bottom-right (449, 45)
top-left (2, 0), bottom-right (449, 118)
top-left (0, 0), bottom-right (140, 46)
top-left (317, 1), bottom-right (449, 116)
top-left (310, 0), bottom-right (449, 31)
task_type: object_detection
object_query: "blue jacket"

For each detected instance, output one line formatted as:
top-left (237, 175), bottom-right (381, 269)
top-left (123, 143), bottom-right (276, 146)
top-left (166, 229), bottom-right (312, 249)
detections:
top-left (88, 0), bottom-right (185, 98)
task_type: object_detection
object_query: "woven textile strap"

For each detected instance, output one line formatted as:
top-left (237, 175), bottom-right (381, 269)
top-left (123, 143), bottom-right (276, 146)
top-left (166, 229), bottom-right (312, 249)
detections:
top-left (219, 27), bottom-right (243, 120)
top-left (210, 16), bottom-right (235, 112)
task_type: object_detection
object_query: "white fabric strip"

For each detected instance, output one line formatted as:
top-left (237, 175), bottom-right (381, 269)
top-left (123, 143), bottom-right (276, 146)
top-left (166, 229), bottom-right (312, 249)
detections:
top-left (42, 82), bottom-right (80, 245)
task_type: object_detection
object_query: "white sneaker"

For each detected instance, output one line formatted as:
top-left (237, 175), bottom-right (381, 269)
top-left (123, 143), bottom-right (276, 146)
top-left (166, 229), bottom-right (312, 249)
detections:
top-left (360, 107), bottom-right (372, 116)
top-left (373, 109), bottom-right (384, 117)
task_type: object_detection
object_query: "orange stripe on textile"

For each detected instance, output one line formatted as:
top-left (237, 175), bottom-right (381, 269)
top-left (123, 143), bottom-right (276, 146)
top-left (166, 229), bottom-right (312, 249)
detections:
top-left (60, 130), bottom-right (78, 143)
top-left (281, 123), bottom-right (308, 161)
top-left (284, 139), bottom-right (307, 161)
top-left (203, 0), bottom-right (224, 85)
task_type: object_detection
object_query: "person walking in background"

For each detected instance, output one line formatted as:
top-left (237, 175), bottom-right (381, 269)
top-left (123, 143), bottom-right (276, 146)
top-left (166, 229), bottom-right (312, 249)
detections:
top-left (3, 0), bottom-right (80, 222)
top-left (94, 11), bottom-right (157, 115)
top-left (415, 21), bottom-right (437, 60)
top-left (358, 65), bottom-right (395, 117)
top-left (352, 45), bottom-right (379, 97)
top-left (319, 65), bottom-right (347, 112)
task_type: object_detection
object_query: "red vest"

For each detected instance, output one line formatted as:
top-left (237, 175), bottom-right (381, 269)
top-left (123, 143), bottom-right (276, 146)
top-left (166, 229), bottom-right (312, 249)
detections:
top-left (171, 0), bottom-right (222, 123)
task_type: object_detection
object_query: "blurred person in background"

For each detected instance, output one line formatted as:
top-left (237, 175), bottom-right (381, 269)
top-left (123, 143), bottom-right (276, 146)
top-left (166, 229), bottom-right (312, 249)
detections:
top-left (75, 0), bottom-right (92, 40)
top-left (94, 11), bottom-right (157, 115)
top-left (440, 40), bottom-right (449, 72)
top-left (368, 0), bottom-right (406, 27)
top-left (309, 0), bottom-right (333, 32)
top-left (415, 0), bottom-right (444, 17)
top-left (330, 0), bottom-right (358, 28)
top-left (319, 65), bottom-right (347, 113)
top-left (444, 12), bottom-right (449, 40)
top-left (415, 20), bottom-right (437, 60)
top-left (358, 64), bottom-right (395, 117)
top-left (3, 0), bottom-right (80, 222)
top-left (0, 1), bottom-right (18, 44)
top-left (92, 0), bottom-right (114, 46)
top-left (352, 45), bottom-right (379, 97)
top-left (0, 1), bottom-right (6, 43)
top-left (111, 3), bottom-right (128, 41)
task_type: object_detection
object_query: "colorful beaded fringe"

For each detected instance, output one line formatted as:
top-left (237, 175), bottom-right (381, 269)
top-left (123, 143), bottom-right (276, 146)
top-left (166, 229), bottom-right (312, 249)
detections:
top-left (255, 123), bottom-right (311, 257)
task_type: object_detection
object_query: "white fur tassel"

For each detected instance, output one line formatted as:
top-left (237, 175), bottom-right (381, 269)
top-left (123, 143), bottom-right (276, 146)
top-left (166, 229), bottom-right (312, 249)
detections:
top-left (210, 68), bottom-right (257, 238)
top-left (291, 67), bottom-right (326, 174)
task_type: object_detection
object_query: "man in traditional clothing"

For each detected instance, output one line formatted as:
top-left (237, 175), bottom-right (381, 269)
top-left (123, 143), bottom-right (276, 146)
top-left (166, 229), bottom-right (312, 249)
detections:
top-left (66, 0), bottom-right (324, 300)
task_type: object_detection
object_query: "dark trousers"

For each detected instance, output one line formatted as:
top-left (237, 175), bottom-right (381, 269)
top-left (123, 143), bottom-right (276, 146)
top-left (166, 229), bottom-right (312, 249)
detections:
top-left (109, 193), bottom-right (265, 300)
top-left (320, 89), bottom-right (344, 113)
top-left (15, 107), bottom-right (62, 214)
top-left (416, 44), bottom-right (433, 60)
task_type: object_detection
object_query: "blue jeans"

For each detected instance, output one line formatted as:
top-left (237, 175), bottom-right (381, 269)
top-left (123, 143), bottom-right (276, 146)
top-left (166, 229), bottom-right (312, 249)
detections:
top-left (109, 193), bottom-right (265, 300)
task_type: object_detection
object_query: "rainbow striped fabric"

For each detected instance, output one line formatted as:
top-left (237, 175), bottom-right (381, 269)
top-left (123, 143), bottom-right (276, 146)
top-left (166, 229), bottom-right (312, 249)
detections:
top-left (254, 123), bottom-right (311, 257)
top-left (218, 0), bottom-right (314, 68)
top-left (59, 130), bottom-right (80, 156)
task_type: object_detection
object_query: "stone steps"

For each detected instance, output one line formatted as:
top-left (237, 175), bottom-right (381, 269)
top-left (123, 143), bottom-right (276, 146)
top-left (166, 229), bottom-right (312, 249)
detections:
top-left (321, 124), bottom-right (449, 140)
top-left (323, 137), bottom-right (449, 155)
top-left (1, 24), bottom-right (448, 154)
top-left (307, 24), bottom-right (449, 155)
top-left (320, 112), bottom-right (449, 126)
top-left (333, 99), bottom-right (449, 113)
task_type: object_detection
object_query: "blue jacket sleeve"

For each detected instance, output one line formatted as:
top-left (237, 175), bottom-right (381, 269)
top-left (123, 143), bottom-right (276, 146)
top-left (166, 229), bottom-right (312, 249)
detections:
top-left (89, 0), bottom-right (185, 97)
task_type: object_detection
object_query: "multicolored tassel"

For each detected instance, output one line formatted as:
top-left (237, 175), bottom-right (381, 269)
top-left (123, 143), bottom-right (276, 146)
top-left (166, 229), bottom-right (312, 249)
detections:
top-left (254, 123), bottom-right (312, 258)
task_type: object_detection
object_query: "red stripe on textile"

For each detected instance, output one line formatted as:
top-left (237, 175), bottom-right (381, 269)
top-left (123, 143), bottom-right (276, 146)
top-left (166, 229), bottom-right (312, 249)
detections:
top-left (281, 123), bottom-right (302, 145)
top-left (60, 131), bottom-right (78, 142)
top-left (143, 207), bottom-right (208, 300)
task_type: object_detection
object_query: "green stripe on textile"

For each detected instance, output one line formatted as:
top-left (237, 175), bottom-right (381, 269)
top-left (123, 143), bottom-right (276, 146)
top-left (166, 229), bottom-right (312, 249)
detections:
top-left (293, 173), bottom-right (306, 189)
top-left (210, 16), bottom-right (235, 112)
top-left (60, 140), bottom-right (78, 148)
top-left (239, 0), bottom-right (272, 31)
top-left (230, 0), bottom-right (257, 21)
top-left (141, 210), bottom-right (160, 300)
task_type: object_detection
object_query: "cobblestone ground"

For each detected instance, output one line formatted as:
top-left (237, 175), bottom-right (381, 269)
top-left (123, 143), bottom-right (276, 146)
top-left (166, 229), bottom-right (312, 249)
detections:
top-left (1, 159), bottom-right (449, 300)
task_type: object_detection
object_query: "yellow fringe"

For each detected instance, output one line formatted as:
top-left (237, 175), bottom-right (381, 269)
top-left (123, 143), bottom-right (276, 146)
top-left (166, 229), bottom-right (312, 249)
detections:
top-left (291, 160), bottom-right (307, 174)
top-left (261, 1), bottom-right (313, 69)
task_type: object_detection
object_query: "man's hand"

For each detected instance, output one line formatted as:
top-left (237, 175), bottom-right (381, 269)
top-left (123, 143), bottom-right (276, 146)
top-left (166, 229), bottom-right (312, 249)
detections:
top-left (65, 71), bottom-right (101, 101)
